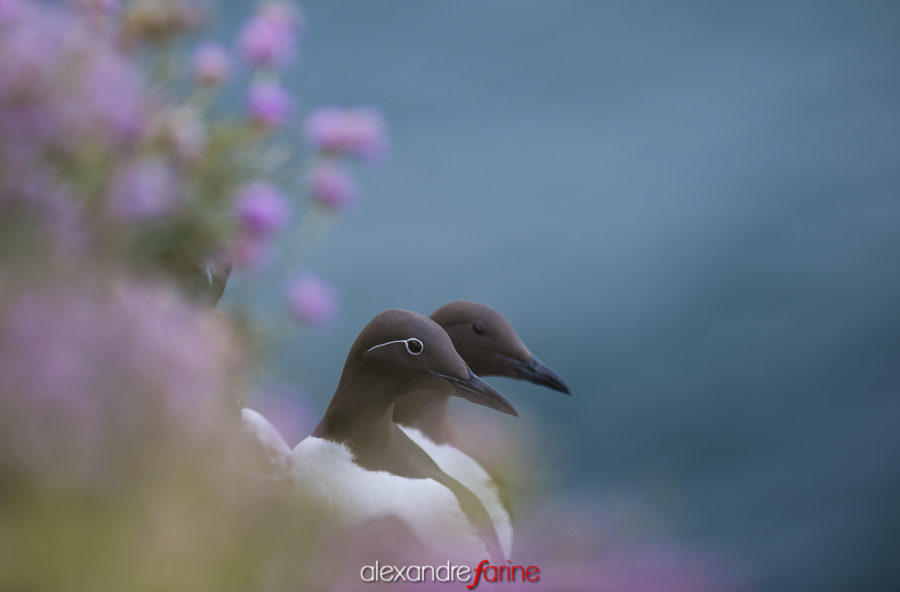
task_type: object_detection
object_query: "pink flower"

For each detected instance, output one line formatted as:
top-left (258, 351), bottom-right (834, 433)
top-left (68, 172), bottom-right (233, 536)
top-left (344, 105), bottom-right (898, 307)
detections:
top-left (303, 107), bottom-right (388, 162)
top-left (237, 1), bottom-right (301, 69)
top-left (108, 158), bottom-right (180, 221)
top-left (231, 182), bottom-right (290, 270)
top-left (287, 272), bottom-right (338, 327)
top-left (192, 42), bottom-right (230, 85)
top-left (82, 51), bottom-right (147, 145)
top-left (247, 80), bottom-right (293, 128)
top-left (307, 162), bottom-right (358, 211)
top-left (234, 181), bottom-right (290, 236)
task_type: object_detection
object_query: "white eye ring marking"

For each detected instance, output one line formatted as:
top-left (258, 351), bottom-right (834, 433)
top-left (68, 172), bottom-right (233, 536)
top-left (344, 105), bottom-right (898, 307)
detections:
top-left (366, 337), bottom-right (425, 356)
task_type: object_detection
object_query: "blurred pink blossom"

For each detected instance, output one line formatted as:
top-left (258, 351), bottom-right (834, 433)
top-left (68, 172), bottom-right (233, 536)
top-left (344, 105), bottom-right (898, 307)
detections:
top-left (83, 51), bottom-right (147, 142)
top-left (505, 499), bottom-right (748, 592)
top-left (587, 547), bottom-right (738, 592)
top-left (0, 0), bottom-right (25, 24)
top-left (0, 1), bottom-right (146, 158)
top-left (231, 181), bottom-right (290, 269)
top-left (303, 107), bottom-right (388, 161)
top-left (237, 1), bottom-right (302, 68)
top-left (247, 79), bottom-right (294, 128)
top-left (108, 158), bottom-right (180, 221)
top-left (234, 181), bottom-right (290, 236)
top-left (287, 272), bottom-right (338, 327)
top-left (0, 275), bottom-right (239, 487)
top-left (307, 162), bottom-right (358, 211)
top-left (192, 42), bottom-right (230, 85)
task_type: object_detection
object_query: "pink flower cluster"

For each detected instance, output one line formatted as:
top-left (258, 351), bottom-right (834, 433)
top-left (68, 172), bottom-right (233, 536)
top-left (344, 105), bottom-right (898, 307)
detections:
top-left (238, 1), bottom-right (302, 69)
top-left (273, 106), bottom-right (389, 325)
top-left (247, 80), bottom-right (294, 128)
top-left (0, 2), bottom-right (146, 163)
top-left (0, 2), bottom-right (208, 239)
top-left (302, 107), bottom-right (388, 212)
top-left (304, 107), bottom-right (388, 162)
top-left (238, 2), bottom-right (302, 130)
top-left (0, 274), bottom-right (239, 487)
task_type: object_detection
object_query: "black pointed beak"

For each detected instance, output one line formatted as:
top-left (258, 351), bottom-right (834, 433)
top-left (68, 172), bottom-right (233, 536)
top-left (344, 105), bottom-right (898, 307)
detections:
top-left (503, 354), bottom-right (571, 395)
top-left (432, 369), bottom-right (519, 417)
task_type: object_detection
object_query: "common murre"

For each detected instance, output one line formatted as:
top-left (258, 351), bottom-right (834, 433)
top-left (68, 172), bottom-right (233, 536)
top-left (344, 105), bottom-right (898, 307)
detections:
top-left (393, 301), bottom-right (570, 558)
top-left (289, 309), bottom-right (519, 563)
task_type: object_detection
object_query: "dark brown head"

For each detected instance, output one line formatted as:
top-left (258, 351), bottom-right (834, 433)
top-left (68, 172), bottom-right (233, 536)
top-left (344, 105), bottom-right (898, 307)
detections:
top-left (342, 309), bottom-right (518, 415)
top-left (430, 301), bottom-right (571, 395)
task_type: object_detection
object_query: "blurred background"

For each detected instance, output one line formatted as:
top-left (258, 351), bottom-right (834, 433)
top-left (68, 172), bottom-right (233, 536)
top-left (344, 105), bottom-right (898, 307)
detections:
top-left (216, 2), bottom-right (900, 591)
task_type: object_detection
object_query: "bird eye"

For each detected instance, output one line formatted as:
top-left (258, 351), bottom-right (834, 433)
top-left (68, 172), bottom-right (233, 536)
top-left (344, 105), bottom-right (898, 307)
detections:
top-left (472, 322), bottom-right (486, 335)
top-left (405, 338), bottom-right (424, 355)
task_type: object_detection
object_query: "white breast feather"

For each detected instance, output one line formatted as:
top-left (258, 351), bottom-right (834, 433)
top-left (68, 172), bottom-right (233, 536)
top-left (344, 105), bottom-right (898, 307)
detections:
top-left (290, 436), bottom-right (491, 563)
top-left (400, 425), bottom-right (513, 558)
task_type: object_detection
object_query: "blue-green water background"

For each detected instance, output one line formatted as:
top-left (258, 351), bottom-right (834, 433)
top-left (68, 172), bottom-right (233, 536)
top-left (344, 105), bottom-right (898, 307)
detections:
top-left (219, 2), bottom-right (900, 590)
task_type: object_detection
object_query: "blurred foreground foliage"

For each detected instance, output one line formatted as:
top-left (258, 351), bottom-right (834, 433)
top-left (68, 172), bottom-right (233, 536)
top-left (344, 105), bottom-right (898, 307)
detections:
top-left (0, 1), bottom-right (343, 590)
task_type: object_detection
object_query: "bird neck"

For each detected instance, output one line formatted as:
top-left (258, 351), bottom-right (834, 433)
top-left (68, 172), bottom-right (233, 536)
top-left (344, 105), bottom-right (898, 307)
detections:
top-left (392, 390), bottom-right (457, 445)
top-left (312, 364), bottom-right (399, 450)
